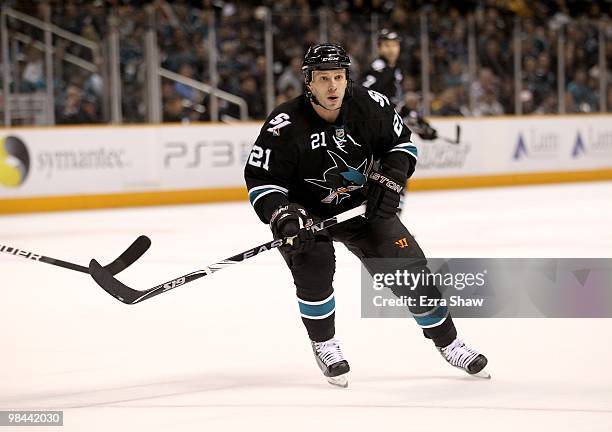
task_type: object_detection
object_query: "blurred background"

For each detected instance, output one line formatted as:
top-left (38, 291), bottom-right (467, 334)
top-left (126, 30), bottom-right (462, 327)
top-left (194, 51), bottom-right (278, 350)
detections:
top-left (1, 0), bottom-right (610, 126)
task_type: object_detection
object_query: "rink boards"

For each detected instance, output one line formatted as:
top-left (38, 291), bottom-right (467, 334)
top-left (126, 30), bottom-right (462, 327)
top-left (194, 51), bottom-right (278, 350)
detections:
top-left (1, 115), bottom-right (611, 214)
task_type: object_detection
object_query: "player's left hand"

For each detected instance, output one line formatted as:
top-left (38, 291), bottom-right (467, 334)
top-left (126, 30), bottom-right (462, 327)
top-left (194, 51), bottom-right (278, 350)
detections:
top-left (365, 168), bottom-right (405, 220)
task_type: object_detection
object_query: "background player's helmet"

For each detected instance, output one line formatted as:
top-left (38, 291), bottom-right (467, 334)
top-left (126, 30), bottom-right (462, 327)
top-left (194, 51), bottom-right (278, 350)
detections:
top-left (302, 43), bottom-right (351, 84)
top-left (377, 29), bottom-right (402, 43)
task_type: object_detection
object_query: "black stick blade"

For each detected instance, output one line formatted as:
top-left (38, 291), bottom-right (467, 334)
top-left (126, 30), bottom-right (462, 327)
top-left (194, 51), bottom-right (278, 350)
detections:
top-left (103, 235), bottom-right (151, 275)
top-left (89, 259), bottom-right (143, 305)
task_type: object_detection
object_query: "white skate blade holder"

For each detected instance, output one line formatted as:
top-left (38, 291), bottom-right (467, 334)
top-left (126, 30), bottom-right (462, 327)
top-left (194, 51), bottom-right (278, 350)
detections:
top-left (471, 369), bottom-right (491, 379)
top-left (326, 373), bottom-right (349, 388)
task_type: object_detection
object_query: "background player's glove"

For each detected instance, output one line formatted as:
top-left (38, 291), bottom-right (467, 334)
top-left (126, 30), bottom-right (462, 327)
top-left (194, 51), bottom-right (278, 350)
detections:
top-left (365, 168), bottom-right (405, 220)
top-left (416, 117), bottom-right (438, 141)
top-left (405, 111), bottom-right (438, 141)
top-left (269, 204), bottom-right (316, 255)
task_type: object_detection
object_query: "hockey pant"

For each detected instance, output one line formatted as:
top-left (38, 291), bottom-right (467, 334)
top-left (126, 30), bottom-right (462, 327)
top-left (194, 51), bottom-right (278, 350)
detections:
top-left (279, 215), bottom-right (457, 346)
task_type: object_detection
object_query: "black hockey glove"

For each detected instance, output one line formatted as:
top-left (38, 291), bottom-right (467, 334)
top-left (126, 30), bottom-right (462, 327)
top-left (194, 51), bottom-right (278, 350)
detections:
top-left (406, 112), bottom-right (438, 141)
top-left (416, 118), bottom-right (438, 141)
top-left (269, 204), bottom-right (316, 255)
top-left (365, 168), bottom-right (405, 220)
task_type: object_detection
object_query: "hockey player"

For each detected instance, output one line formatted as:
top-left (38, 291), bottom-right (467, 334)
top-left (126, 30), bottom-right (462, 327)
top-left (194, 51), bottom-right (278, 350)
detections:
top-left (362, 29), bottom-right (438, 208)
top-left (362, 29), bottom-right (438, 142)
top-left (362, 29), bottom-right (404, 106)
top-left (244, 43), bottom-right (488, 388)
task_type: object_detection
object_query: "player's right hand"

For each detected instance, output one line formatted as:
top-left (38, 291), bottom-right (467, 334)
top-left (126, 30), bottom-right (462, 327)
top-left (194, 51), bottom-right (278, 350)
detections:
top-left (365, 168), bottom-right (405, 220)
top-left (270, 204), bottom-right (316, 255)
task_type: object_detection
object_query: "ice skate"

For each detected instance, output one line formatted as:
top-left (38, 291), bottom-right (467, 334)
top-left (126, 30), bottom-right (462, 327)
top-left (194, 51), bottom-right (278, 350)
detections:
top-left (311, 338), bottom-right (350, 388)
top-left (438, 339), bottom-right (490, 379)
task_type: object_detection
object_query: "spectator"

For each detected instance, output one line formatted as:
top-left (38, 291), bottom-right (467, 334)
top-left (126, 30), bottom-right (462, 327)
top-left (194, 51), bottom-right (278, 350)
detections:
top-left (564, 92), bottom-right (578, 113)
top-left (520, 90), bottom-right (536, 114)
top-left (471, 68), bottom-right (499, 105)
top-left (174, 63), bottom-right (201, 104)
top-left (21, 46), bottom-right (45, 92)
top-left (567, 68), bottom-right (597, 112)
top-left (473, 90), bottom-right (505, 116)
top-left (443, 61), bottom-right (468, 90)
top-left (80, 95), bottom-right (102, 124)
top-left (239, 76), bottom-right (266, 120)
top-left (433, 88), bottom-right (464, 116)
top-left (57, 83), bottom-right (85, 124)
top-left (533, 53), bottom-right (556, 106)
top-left (277, 56), bottom-right (303, 95)
top-left (535, 94), bottom-right (558, 114)
top-left (480, 38), bottom-right (511, 79)
top-left (163, 95), bottom-right (189, 123)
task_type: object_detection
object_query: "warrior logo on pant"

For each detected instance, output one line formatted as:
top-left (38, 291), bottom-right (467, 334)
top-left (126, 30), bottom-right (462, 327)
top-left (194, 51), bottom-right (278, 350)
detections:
top-left (395, 237), bottom-right (409, 248)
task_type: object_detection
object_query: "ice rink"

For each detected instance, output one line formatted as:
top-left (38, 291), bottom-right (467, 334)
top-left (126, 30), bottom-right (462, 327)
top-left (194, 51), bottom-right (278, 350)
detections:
top-left (1, 182), bottom-right (611, 431)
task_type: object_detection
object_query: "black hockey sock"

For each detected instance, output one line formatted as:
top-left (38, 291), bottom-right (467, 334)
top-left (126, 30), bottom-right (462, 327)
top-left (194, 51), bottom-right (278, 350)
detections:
top-left (302, 313), bottom-right (335, 342)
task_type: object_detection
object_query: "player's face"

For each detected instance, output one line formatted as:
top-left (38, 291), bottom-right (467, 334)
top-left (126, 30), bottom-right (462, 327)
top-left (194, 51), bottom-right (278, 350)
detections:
top-left (308, 69), bottom-right (347, 110)
top-left (379, 40), bottom-right (400, 64)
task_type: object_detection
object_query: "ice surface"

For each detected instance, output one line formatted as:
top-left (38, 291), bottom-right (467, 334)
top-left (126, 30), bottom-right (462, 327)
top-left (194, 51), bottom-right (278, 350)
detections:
top-left (1, 182), bottom-right (611, 431)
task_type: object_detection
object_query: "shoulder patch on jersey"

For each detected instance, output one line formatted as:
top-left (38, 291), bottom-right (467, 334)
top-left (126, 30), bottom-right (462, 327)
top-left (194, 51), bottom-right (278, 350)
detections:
top-left (372, 59), bottom-right (386, 72)
top-left (266, 113), bottom-right (291, 136)
top-left (342, 87), bottom-right (392, 122)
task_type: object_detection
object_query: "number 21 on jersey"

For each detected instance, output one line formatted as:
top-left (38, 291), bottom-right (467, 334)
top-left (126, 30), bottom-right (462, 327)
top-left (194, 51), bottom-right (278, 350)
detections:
top-left (248, 145), bottom-right (271, 170)
top-left (310, 132), bottom-right (327, 149)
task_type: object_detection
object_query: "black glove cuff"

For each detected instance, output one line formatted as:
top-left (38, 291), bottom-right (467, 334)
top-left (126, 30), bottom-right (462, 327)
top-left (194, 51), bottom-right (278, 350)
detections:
top-left (269, 204), bottom-right (311, 227)
top-left (269, 204), bottom-right (314, 243)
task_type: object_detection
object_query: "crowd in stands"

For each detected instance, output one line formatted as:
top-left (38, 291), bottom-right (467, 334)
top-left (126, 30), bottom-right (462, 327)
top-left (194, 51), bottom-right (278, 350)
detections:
top-left (7, 0), bottom-right (612, 124)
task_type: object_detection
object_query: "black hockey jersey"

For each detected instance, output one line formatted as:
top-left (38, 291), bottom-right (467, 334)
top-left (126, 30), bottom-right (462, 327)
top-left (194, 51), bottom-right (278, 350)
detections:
top-left (244, 86), bottom-right (416, 223)
top-left (362, 58), bottom-right (403, 106)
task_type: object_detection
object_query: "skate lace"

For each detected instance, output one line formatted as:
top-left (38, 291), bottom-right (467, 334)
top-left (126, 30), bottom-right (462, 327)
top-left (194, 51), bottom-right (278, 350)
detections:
top-left (440, 339), bottom-right (479, 369)
top-left (313, 339), bottom-right (345, 366)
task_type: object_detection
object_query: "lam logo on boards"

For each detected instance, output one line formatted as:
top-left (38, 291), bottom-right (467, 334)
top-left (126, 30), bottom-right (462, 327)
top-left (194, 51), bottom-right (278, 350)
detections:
top-left (0, 135), bottom-right (30, 188)
top-left (571, 131), bottom-right (612, 158)
top-left (513, 131), bottom-right (559, 160)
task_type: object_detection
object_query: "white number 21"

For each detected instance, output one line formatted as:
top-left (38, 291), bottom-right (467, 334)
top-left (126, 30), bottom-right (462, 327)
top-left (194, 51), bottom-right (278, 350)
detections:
top-left (248, 145), bottom-right (271, 170)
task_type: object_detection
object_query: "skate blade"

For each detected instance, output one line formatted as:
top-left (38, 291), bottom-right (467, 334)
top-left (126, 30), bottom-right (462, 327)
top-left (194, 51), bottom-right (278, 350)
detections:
top-left (470, 369), bottom-right (491, 379)
top-left (326, 374), bottom-right (348, 388)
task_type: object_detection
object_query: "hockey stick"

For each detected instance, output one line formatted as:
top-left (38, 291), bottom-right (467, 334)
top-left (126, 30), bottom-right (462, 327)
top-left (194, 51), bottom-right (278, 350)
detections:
top-left (1, 235), bottom-right (151, 275)
top-left (439, 124), bottom-right (461, 144)
top-left (89, 204), bottom-right (367, 305)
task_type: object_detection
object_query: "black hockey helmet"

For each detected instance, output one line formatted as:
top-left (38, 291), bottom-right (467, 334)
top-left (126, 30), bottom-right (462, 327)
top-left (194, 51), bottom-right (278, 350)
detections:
top-left (302, 43), bottom-right (351, 84)
top-left (378, 29), bottom-right (402, 43)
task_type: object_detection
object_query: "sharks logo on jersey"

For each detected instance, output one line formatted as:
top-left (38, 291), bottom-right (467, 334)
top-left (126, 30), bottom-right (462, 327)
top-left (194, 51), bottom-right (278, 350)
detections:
top-left (305, 150), bottom-right (370, 204)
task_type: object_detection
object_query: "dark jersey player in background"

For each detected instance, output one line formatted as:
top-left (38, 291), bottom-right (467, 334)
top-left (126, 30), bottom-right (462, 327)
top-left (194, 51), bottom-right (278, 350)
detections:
top-left (362, 29), bottom-right (438, 141)
top-left (362, 29), bottom-right (438, 210)
top-left (244, 43), bottom-right (488, 388)
top-left (362, 29), bottom-right (404, 107)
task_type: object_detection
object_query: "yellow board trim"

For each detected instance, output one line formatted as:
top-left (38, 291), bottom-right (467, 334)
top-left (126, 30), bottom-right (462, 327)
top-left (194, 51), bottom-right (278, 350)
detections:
top-left (1, 169), bottom-right (611, 214)
top-left (409, 168), bottom-right (612, 191)
top-left (0, 187), bottom-right (248, 215)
